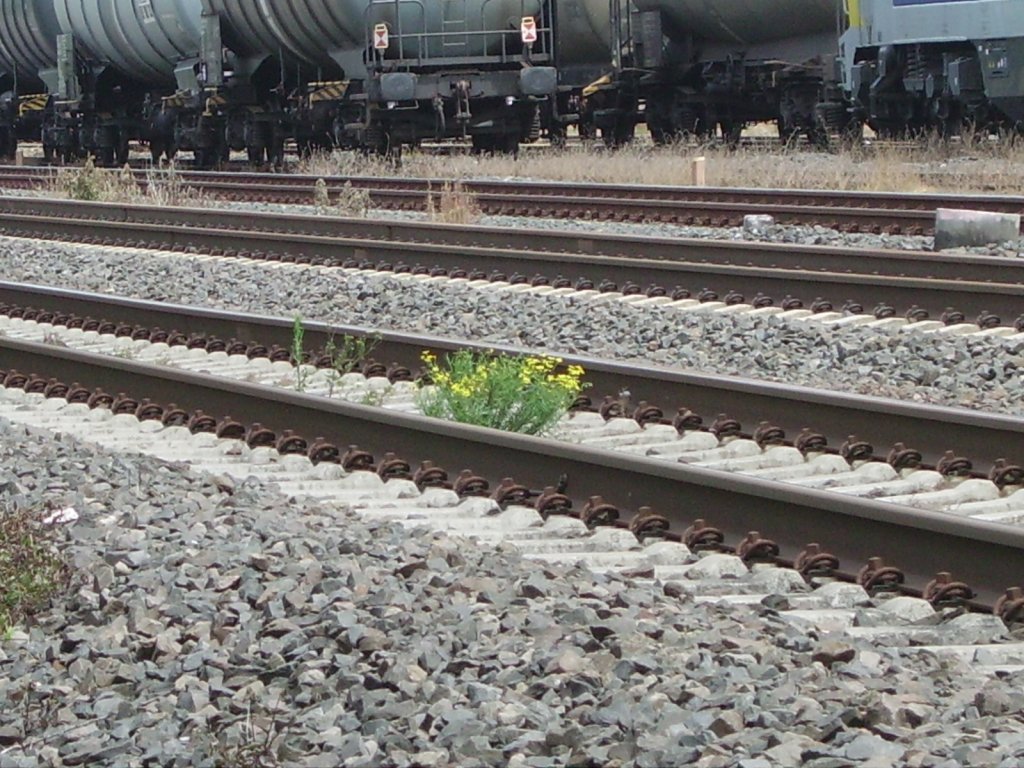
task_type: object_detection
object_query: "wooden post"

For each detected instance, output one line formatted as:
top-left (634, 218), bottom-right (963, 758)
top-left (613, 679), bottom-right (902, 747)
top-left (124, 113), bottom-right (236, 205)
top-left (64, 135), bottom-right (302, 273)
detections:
top-left (14, 149), bottom-right (24, 167)
top-left (691, 156), bottom-right (706, 186)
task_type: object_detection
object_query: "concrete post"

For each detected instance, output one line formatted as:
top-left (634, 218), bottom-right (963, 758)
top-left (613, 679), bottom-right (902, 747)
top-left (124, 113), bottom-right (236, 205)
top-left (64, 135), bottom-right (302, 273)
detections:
top-left (691, 156), bottom-right (706, 186)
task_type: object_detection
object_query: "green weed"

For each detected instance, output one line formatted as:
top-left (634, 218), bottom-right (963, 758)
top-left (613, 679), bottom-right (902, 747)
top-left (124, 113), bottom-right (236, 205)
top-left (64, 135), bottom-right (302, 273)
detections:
top-left (416, 350), bottom-right (587, 435)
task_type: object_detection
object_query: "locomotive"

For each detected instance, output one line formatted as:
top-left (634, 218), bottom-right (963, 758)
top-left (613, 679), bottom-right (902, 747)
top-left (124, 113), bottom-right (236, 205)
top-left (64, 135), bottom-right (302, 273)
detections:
top-left (839, 0), bottom-right (1024, 136)
top-left (0, 0), bottom-right (1020, 166)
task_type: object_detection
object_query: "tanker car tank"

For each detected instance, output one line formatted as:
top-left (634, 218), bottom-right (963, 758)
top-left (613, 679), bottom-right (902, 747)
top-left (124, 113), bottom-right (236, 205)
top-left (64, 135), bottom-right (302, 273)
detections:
top-left (0, 0), bottom-right (60, 156)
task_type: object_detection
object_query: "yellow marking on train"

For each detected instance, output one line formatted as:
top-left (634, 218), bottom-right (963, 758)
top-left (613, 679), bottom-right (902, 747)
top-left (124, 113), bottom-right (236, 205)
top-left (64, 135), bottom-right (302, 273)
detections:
top-left (582, 74), bottom-right (611, 98)
top-left (309, 81), bottom-right (350, 103)
top-left (845, 0), bottom-right (861, 28)
top-left (17, 94), bottom-right (48, 116)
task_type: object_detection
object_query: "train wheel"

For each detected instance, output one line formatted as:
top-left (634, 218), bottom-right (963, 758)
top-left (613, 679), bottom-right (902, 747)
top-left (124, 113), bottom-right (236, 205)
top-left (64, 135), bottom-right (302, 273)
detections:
top-left (720, 121), bottom-right (744, 148)
top-left (601, 119), bottom-right (634, 148)
top-left (195, 147), bottom-right (219, 169)
top-left (115, 137), bottom-right (130, 166)
top-left (247, 145), bottom-right (266, 164)
top-left (471, 134), bottom-right (494, 154)
top-left (268, 139), bottom-right (285, 169)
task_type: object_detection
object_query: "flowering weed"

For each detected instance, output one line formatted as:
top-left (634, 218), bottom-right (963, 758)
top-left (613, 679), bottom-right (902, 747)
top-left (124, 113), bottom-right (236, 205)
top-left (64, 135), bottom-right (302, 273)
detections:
top-left (417, 350), bottom-right (587, 435)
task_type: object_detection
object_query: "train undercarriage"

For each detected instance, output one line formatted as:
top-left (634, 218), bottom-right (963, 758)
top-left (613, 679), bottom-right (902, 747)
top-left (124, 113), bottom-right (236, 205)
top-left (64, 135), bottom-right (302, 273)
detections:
top-left (846, 40), bottom-right (1024, 138)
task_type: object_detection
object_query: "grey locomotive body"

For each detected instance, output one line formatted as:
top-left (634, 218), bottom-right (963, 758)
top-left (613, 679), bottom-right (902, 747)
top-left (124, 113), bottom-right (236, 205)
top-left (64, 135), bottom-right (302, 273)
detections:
top-left (839, 0), bottom-right (1024, 136)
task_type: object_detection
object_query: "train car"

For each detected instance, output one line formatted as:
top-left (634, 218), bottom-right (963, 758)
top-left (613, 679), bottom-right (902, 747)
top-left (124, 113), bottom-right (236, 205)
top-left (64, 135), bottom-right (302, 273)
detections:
top-left (48, 0), bottom-right (209, 164)
top-left (243, 0), bottom-right (368, 154)
top-left (838, 0), bottom-right (1024, 136)
top-left (0, 0), bottom-right (60, 158)
top-left (361, 0), bottom-right (559, 153)
top-left (49, 0), bottom-right (297, 166)
top-left (546, 0), bottom-right (616, 143)
top-left (584, 0), bottom-right (848, 145)
top-left (158, 0), bottom-right (294, 165)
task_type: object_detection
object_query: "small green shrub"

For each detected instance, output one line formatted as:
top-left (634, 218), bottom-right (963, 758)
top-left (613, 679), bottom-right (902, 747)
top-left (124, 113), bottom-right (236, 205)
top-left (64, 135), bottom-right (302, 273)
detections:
top-left (322, 332), bottom-right (379, 396)
top-left (417, 350), bottom-right (587, 435)
top-left (290, 315), bottom-right (309, 392)
top-left (1, 505), bottom-right (70, 637)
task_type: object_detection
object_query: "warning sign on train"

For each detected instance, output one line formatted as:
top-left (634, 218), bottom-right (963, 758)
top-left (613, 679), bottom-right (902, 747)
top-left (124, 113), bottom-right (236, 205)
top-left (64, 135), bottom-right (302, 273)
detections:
top-left (374, 24), bottom-right (389, 50)
top-left (520, 17), bottom-right (537, 44)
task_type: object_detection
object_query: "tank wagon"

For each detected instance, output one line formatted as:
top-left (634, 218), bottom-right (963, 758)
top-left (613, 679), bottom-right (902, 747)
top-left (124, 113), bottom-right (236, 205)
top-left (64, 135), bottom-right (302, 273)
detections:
top-left (357, 0), bottom-right (556, 152)
top-left (4, 0), bottom-right (1018, 163)
top-left (838, 0), bottom-right (1024, 136)
top-left (239, 0), bottom-right (367, 154)
top-left (52, 0), bottom-right (300, 166)
top-left (581, 0), bottom-right (848, 145)
top-left (0, 0), bottom-right (59, 157)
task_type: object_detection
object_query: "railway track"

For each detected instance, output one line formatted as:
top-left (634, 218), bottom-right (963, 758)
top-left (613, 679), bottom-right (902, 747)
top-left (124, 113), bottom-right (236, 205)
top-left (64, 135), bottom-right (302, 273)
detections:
top-left (2, 285), bottom-right (1024, 609)
top-left (1, 164), bottom-right (1022, 233)
top-left (2, 281), bottom-right (1021, 470)
top-left (0, 196), bottom-right (1020, 322)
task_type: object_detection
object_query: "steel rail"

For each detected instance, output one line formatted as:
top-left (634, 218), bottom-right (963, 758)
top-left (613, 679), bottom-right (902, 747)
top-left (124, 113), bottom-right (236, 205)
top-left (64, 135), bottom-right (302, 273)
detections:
top-left (0, 195), bottom-right (1012, 281)
top-left (2, 163), bottom-right (1023, 226)
top-left (3, 333), bottom-right (1023, 607)
top-left (0, 197), bottom-right (1019, 320)
top-left (3, 281), bottom-right (1020, 470)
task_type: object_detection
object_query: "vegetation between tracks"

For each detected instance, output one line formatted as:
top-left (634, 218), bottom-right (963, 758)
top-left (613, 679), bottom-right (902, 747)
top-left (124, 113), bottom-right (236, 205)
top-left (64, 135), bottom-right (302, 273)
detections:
top-left (417, 350), bottom-right (587, 435)
top-left (51, 157), bottom-right (205, 206)
top-left (0, 505), bottom-right (70, 638)
top-left (296, 133), bottom-right (1024, 195)
top-left (290, 316), bottom-right (380, 395)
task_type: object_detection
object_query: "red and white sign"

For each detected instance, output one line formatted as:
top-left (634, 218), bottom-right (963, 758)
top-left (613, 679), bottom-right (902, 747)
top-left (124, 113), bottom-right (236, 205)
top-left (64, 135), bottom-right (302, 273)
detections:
top-left (520, 16), bottom-right (537, 44)
top-left (373, 23), bottom-right (389, 50)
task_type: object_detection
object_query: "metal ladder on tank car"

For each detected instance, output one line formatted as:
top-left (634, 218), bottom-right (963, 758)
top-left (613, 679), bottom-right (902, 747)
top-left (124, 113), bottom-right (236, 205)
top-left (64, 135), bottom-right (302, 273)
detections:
top-left (441, 0), bottom-right (470, 56)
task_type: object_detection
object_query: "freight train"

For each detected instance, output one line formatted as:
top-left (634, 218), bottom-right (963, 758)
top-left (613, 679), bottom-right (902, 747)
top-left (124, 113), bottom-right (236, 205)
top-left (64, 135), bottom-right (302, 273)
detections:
top-left (0, 0), bottom-right (1020, 167)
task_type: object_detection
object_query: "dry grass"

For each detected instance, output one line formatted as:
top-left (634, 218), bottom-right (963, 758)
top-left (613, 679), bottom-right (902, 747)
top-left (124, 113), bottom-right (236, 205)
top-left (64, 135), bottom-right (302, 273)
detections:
top-left (294, 133), bottom-right (1024, 194)
top-left (50, 157), bottom-right (206, 205)
top-left (313, 178), bottom-right (371, 217)
top-left (426, 181), bottom-right (481, 224)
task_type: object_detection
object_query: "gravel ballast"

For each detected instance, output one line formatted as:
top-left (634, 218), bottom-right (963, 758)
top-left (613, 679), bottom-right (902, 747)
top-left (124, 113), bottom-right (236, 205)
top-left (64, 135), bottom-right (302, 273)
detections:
top-left (0, 237), bottom-right (1020, 417)
top-left (5, 419), bottom-right (1024, 767)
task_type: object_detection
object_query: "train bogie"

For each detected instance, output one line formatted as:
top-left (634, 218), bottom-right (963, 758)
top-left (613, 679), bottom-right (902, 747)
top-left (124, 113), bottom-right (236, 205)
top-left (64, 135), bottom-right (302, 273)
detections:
top-left (840, 0), bottom-right (1024, 136)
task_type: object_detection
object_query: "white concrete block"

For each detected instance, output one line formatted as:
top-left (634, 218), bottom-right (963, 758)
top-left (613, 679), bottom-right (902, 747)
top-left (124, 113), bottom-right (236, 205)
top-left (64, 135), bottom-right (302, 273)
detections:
top-left (934, 208), bottom-right (1020, 250)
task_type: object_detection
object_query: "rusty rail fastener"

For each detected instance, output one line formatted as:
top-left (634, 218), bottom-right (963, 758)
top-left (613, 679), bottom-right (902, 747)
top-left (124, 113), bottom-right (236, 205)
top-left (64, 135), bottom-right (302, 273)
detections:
top-left (995, 587), bottom-right (1024, 625)
top-left (580, 496), bottom-right (619, 528)
top-left (737, 531), bottom-right (780, 562)
top-left (629, 507), bottom-right (671, 540)
top-left (377, 452), bottom-right (411, 480)
top-left (454, 470), bottom-right (489, 498)
top-left (794, 543), bottom-right (839, 577)
top-left (682, 519), bottom-right (725, 550)
top-left (535, 486), bottom-right (572, 519)
top-left (413, 460), bottom-right (450, 490)
top-left (307, 438), bottom-right (340, 464)
top-left (923, 572), bottom-right (974, 607)
top-left (858, 557), bottom-right (905, 593)
top-left (491, 477), bottom-right (532, 508)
